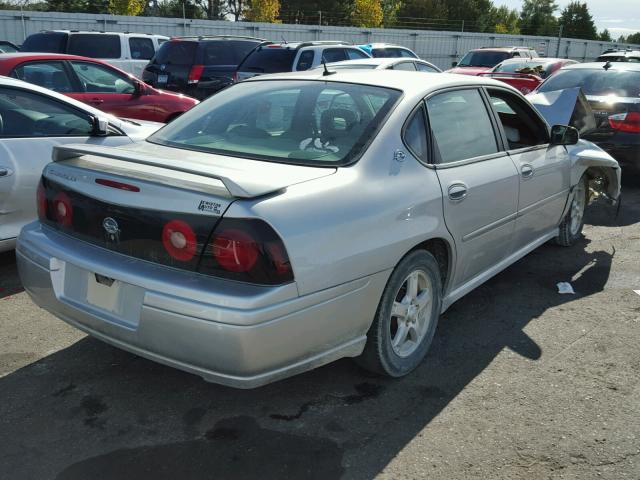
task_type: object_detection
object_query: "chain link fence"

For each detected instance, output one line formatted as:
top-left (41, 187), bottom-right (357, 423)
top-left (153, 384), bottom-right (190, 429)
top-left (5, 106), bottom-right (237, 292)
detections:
top-left (1, 9), bottom-right (637, 70)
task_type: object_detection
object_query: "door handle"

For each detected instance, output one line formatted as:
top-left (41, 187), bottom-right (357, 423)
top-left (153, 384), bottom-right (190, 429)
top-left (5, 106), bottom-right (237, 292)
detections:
top-left (90, 98), bottom-right (104, 105)
top-left (448, 183), bottom-right (468, 201)
top-left (0, 167), bottom-right (12, 177)
top-left (521, 164), bottom-right (534, 178)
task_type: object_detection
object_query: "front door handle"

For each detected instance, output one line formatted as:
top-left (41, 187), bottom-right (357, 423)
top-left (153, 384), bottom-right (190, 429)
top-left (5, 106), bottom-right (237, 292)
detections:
top-left (521, 164), bottom-right (534, 178)
top-left (448, 183), bottom-right (468, 201)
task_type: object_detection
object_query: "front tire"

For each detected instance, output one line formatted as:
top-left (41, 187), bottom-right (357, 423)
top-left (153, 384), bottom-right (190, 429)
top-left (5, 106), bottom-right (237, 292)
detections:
top-left (357, 250), bottom-right (442, 377)
top-left (557, 175), bottom-right (588, 247)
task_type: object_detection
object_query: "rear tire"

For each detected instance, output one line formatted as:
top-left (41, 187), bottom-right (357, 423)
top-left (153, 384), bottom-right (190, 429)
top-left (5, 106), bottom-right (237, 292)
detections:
top-left (556, 175), bottom-right (588, 247)
top-left (356, 250), bottom-right (442, 377)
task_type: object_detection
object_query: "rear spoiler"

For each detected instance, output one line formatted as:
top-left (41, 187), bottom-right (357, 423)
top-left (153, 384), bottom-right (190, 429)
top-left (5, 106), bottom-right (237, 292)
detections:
top-left (52, 144), bottom-right (253, 198)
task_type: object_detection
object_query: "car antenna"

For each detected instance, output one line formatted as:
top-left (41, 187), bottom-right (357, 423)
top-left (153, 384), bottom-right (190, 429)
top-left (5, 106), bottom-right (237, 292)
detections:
top-left (322, 59), bottom-right (336, 76)
top-left (603, 61), bottom-right (612, 70)
top-left (281, 36), bottom-right (287, 44)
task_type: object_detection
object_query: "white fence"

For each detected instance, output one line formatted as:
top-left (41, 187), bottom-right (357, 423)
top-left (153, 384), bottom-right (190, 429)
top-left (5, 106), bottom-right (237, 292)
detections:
top-left (1, 9), bottom-right (638, 70)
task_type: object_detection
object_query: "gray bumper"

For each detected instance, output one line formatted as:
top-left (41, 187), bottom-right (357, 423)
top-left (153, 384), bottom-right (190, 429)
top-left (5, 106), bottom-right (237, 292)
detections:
top-left (16, 222), bottom-right (388, 388)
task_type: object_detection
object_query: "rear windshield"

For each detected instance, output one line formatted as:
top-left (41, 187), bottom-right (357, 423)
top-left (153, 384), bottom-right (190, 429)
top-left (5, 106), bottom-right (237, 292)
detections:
top-left (239, 47), bottom-right (296, 73)
top-left (201, 40), bottom-right (261, 65)
top-left (151, 40), bottom-right (197, 65)
top-left (458, 51), bottom-right (511, 67)
top-left (22, 32), bottom-right (67, 53)
top-left (538, 68), bottom-right (640, 97)
top-left (68, 34), bottom-right (121, 59)
top-left (149, 80), bottom-right (401, 166)
top-left (331, 64), bottom-right (377, 70)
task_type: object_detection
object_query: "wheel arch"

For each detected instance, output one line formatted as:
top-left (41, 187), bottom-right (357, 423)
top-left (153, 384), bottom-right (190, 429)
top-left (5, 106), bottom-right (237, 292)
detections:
top-left (404, 237), bottom-right (455, 295)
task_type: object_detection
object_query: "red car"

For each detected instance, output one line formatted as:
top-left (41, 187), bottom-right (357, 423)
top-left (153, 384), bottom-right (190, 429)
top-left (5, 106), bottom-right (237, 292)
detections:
top-left (447, 46), bottom-right (537, 76)
top-left (478, 58), bottom-right (579, 94)
top-left (0, 53), bottom-right (198, 122)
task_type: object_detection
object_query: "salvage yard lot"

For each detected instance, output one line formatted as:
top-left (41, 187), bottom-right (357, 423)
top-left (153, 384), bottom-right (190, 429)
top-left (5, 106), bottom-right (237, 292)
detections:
top-left (1, 186), bottom-right (639, 480)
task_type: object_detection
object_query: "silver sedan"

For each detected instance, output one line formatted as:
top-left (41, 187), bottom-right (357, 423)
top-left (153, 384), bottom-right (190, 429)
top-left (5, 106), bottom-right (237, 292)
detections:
top-left (17, 71), bottom-right (620, 388)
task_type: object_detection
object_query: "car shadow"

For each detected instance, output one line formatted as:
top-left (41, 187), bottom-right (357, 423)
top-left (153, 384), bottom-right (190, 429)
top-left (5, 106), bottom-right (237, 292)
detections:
top-left (0, 236), bottom-right (615, 480)
top-left (0, 250), bottom-right (22, 299)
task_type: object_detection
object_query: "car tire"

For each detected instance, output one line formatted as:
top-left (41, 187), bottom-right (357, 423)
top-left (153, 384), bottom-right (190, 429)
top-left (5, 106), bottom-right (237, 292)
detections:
top-left (556, 175), bottom-right (588, 247)
top-left (356, 250), bottom-right (442, 377)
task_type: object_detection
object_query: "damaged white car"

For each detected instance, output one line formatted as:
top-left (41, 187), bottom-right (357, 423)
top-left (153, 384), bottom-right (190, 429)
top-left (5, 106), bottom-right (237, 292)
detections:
top-left (17, 71), bottom-right (620, 387)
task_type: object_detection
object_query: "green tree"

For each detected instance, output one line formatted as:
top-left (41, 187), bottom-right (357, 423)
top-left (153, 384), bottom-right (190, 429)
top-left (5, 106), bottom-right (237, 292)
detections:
top-left (625, 32), bottom-right (640, 44)
top-left (559, 1), bottom-right (597, 40)
top-left (519, 0), bottom-right (558, 36)
top-left (395, 0), bottom-right (448, 29)
top-left (598, 29), bottom-right (612, 42)
top-left (109, 0), bottom-right (146, 15)
top-left (46, 0), bottom-right (108, 12)
top-left (245, 0), bottom-right (280, 22)
top-left (156, 0), bottom-right (204, 18)
top-left (484, 5), bottom-right (520, 34)
top-left (351, 0), bottom-right (383, 27)
top-left (380, 0), bottom-right (402, 26)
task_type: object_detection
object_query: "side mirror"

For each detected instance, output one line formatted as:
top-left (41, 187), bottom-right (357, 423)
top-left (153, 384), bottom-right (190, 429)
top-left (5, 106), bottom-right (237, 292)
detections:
top-left (133, 80), bottom-right (145, 96)
top-left (92, 116), bottom-right (109, 136)
top-left (451, 61), bottom-right (458, 67)
top-left (550, 124), bottom-right (579, 145)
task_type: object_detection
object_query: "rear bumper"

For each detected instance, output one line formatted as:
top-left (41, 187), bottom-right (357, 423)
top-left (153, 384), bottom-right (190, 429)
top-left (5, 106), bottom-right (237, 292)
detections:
top-left (17, 222), bottom-right (388, 388)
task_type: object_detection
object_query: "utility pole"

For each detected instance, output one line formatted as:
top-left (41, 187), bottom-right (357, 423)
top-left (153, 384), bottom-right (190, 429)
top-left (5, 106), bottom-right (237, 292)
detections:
top-left (461, 20), bottom-right (464, 33)
top-left (556, 24), bottom-right (564, 57)
top-left (318, 11), bottom-right (322, 26)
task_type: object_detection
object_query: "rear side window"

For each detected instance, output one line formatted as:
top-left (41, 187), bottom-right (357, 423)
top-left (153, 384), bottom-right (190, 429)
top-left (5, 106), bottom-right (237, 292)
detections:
top-left (239, 47), bottom-right (296, 73)
top-left (153, 41), bottom-right (197, 65)
top-left (403, 105), bottom-right (428, 160)
top-left (21, 32), bottom-right (68, 53)
top-left (129, 37), bottom-right (155, 60)
top-left (202, 40), bottom-right (260, 65)
top-left (416, 62), bottom-right (439, 73)
top-left (296, 50), bottom-right (314, 71)
top-left (392, 62), bottom-right (416, 71)
top-left (322, 49), bottom-right (347, 63)
top-left (68, 34), bottom-right (121, 59)
top-left (12, 61), bottom-right (75, 93)
top-left (427, 89), bottom-right (498, 163)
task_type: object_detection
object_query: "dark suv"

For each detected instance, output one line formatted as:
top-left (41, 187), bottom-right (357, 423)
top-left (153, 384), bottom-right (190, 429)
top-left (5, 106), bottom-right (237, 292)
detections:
top-left (142, 36), bottom-right (264, 99)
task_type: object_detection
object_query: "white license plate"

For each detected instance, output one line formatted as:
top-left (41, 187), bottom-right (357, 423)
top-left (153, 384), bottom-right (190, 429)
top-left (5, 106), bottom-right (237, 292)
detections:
top-left (157, 74), bottom-right (168, 84)
top-left (87, 273), bottom-right (120, 313)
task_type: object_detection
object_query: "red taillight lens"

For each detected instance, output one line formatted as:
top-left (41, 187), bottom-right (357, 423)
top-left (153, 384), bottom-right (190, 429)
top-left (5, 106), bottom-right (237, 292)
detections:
top-left (52, 192), bottom-right (73, 227)
top-left (608, 111), bottom-right (640, 133)
top-left (36, 181), bottom-right (47, 220)
top-left (200, 218), bottom-right (293, 285)
top-left (162, 220), bottom-right (197, 262)
top-left (95, 178), bottom-right (140, 192)
top-left (212, 229), bottom-right (259, 272)
top-left (188, 64), bottom-right (204, 84)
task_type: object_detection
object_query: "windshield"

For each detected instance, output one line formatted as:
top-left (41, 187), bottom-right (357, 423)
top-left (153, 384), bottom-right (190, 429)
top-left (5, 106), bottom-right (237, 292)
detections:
top-left (149, 80), bottom-right (401, 166)
top-left (239, 47), bottom-right (297, 73)
top-left (458, 51), bottom-right (510, 67)
top-left (538, 68), bottom-right (640, 97)
top-left (21, 32), bottom-right (67, 53)
top-left (494, 61), bottom-right (552, 78)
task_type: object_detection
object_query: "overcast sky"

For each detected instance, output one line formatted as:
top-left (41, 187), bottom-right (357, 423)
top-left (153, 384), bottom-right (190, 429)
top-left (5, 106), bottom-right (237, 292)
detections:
top-left (493, 0), bottom-right (640, 38)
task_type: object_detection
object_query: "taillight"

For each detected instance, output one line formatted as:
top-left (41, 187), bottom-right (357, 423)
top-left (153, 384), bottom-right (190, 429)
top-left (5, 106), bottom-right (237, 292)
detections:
top-left (36, 180), bottom-right (47, 221)
top-left (162, 220), bottom-right (197, 262)
top-left (231, 71), bottom-right (238, 83)
top-left (608, 111), bottom-right (640, 133)
top-left (188, 64), bottom-right (204, 84)
top-left (200, 218), bottom-right (293, 285)
top-left (52, 192), bottom-right (73, 227)
top-left (95, 178), bottom-right (140, 192)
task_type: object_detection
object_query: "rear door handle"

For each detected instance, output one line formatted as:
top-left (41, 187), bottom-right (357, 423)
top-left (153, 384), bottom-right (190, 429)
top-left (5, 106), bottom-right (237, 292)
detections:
top-left (521, 164), bottom-right (534, 178)
top-left (448, 183), bottom-right (468, 201)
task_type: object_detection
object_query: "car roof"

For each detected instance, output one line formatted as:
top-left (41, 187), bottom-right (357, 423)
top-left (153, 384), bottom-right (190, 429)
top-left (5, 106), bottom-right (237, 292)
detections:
top-left (359, 43), bottom-right (411, 49)
top-left (257, 41), bottom-right (353, 50)
top-left (561, 61), bottom-right (640, 71)
top-left (244, 69), bottom-right (515, 100)
top-left (168, 35), bottom-right (265, 42)
top-left (498, 57), bottom-right (570, 65)
top-left (321, 58), bottom-right (436, 69)
top-left (36, 30), bottom-right (167, 37)
top-left (598, 50), bottom-right (640, 57)
top-left (0, 52), bottom-right (129, 74)
top-left (472, 46), bottom-right (534, 52)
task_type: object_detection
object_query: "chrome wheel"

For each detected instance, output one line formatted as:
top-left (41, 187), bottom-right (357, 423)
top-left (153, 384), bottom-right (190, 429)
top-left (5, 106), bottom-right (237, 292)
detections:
top-left (390, 270), bottom-right (433, 358)
top-left (570, 180), bottom-right (586, 236)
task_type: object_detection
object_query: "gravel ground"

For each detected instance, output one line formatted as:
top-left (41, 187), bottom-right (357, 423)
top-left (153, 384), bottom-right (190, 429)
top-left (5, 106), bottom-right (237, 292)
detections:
top-left (0, 186), bottom-right (639, 480)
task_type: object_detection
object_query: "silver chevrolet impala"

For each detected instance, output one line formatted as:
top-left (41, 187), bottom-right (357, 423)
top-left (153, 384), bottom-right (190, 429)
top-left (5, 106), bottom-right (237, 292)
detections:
top-left (17, 70), bottom-right (621, 388)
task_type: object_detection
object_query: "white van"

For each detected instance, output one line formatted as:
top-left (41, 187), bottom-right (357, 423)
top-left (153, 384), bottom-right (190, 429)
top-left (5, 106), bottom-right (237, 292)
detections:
top-left (21, 30), bottom-right (168, 78)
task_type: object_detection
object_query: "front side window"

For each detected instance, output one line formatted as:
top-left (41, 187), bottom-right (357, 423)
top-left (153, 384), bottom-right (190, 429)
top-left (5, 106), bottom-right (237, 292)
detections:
top-left (488, 89), bottom-right (549, 150)
top-left (322, 48), bottom-right (347, 63)
top-left (149, 80), bottom-right (401, 166)
top-left (70, 61), bottom-right (135, 94)
top-left (346, 48), bottom-right (369, 60)
top-left (12, 61), bottom-right (75, 93)
top-left (426, 89), bottom-right (498, 163)
top-left (296, 50), bottom-right (315, 71)
top-left (68, 34), bottom-right (121, 59)
top-left (0, 87), bottom-right (93, 137)
top-left (129, 37), bottom-right (155, 60)
top-left (403, 105), bottom-right (428, 160)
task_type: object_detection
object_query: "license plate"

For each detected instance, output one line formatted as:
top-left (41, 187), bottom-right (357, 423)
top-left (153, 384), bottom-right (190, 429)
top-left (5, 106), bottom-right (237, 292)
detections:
top-left (157, 74), bottom-right (168, 84)
top-left (87, 273), bottom-right (120, 313)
